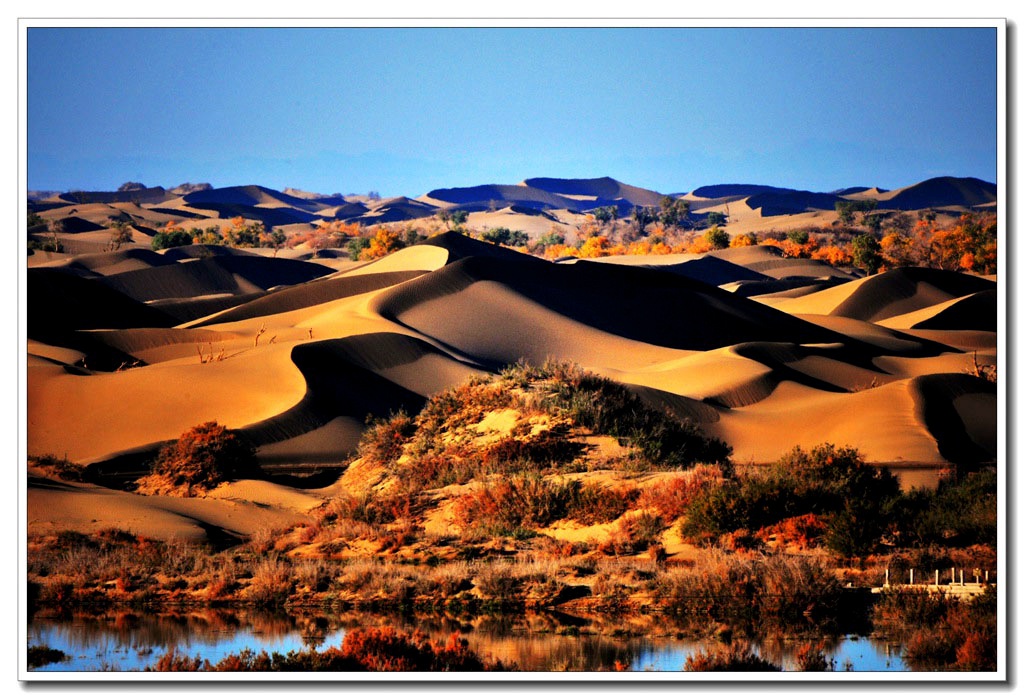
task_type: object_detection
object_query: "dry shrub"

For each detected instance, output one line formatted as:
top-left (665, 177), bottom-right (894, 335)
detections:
top-left (326, 492), bottom-right (413, 526)
top-left (755, 513), bottom-right (828, 549)
top-left (480, 433), bottom-right (583, 469)
top-left (339, 627), bottom-right (507, 671)
top-left (452, 474), bottom-right (574, 537)
top-left (566, 483), bottom-right (638, 525)
top-left (245, 558), bottom-right (292, 607)
top-left (27, 645), bottom-right (69, 669)
top-left (597, 512), bottom-right (664, 556)
top-left (636, 466), bottom-right (725, 521)
top-left (150, 648), bottom-right (210, 672)
top-left (136, 422), bottom-right (260, 497)
top-left (29, 454), bottom-right (100, 483)
top-left (151, 630), bottom-right (507, 671)
top-left (423, 562), bottom-right (473, 597)
top-left (473, 560), bottom-right (523, 601)
top-left (534, 537), bottom-right (593, 558)
top-left (357, 412), bottom-right (415, 466)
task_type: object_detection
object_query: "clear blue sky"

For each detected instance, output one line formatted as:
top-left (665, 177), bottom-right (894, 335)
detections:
top-left (27, 26), bottom-right (998, 196)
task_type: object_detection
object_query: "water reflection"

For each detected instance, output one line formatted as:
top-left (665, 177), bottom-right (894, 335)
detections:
top-left (28, 609), bottom-right (908, 673)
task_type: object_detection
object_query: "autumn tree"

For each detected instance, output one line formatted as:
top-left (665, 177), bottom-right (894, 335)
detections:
top-left (578, 235), bottom-right (615, 258)
top-left (879, 231), bottom-right (918, 270)
top-left (729, 232), bottom-right (757, 248)
top-left (787, 230), bottom-right (810, 245)
top-left (811, 244), bottom-right (853, 267)
top-left (927, 213), bottom-right (997, 274)
top-left (107, 217), bottom-right (134, 251)
top-left (191, 226), bottom-right (224, 245)
top-left (436, 209), bottom-right (468, 232)
top-left (361, 227), bottom-right (405, 260)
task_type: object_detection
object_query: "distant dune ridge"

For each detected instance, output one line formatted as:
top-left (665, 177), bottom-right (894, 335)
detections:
top-left (30, 175), bottom-right (995, 244)
top-left (26, 176), bottom-right (997, 544)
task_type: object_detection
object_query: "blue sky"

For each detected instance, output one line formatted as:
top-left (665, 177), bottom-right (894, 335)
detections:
top-left (27, 26), bottom-right (998, 196)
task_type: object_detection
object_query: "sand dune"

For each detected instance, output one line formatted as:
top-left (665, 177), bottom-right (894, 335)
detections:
top-left (190, 270), bottom-right (427, 327)
top-left (373, 255), bottom-right (846, 360)
top-left (98, 255), bottom-right (334, 303)
top-left (239, 333), bottom-right (482, 459)
top-left (522, 176), bottom-right (665, 207)
top-left (334, 243), bottom-right (450, 277)
top-left (707, 245), bottom-right (857, 281)
top-left (28, 341), bottom-right (309, 463)
top-left (711, 372), bottom-right (994, 465)
top-left (877, 176), bottom-right (996, 210)
top-left (587, 254), bottom-right (771, 287)
top-left (878, 289), bottom-right (996, 332)
top-left (759, 268), bottom-right (994, 323)
top-left (32, 248), bottom-right (175, 277)
top-left (726, 277), bottom-right (848, 299)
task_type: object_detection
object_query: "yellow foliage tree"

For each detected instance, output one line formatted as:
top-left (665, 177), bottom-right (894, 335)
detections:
top-left (360, 227), bottom-right (404, 260)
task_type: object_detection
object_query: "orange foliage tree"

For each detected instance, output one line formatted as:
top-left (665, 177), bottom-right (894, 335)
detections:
top-left (360, 227), bottom-right (404, 260)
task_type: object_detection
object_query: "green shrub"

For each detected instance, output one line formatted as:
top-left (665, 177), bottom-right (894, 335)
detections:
top-left (523, 360), bottom-right (730, 467)
top-left (681, 444), bottom-right (902, 556)
top-left (151, 229), bottom-right (194, 250)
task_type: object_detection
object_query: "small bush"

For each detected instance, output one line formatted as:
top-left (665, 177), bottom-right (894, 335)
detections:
top-left (136, 422), bottom-right (261, 496)
top-left (637, 467), bottom-right (724, 521)
top-left (598, 512), bottom-right (664, 556)
top-left (453, 474), bottom-right (575, 537)
top-left (681, 444), bottom-right (902, 556)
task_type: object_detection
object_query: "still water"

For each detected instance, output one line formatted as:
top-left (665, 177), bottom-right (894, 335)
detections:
top-left (27, 610), bottom-right (908, 673)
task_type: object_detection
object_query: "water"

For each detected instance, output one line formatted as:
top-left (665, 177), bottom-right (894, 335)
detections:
top-left (26, 610), bottom-right (908, 673)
